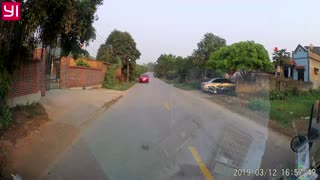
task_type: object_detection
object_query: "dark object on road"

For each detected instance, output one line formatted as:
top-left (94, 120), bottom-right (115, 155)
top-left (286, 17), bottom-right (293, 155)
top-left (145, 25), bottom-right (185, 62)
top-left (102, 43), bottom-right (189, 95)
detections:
top-left (141, 144), bottom-right (149, 150)
top-left (139, 74), bottom-right (149, 83)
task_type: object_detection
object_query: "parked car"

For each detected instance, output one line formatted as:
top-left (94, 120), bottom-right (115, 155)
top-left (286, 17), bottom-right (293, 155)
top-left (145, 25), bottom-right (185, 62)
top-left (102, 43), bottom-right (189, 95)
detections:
top-left (139, 74), bottom-right (149, 83)
top-left (201, 78), bottom-right (235, 92)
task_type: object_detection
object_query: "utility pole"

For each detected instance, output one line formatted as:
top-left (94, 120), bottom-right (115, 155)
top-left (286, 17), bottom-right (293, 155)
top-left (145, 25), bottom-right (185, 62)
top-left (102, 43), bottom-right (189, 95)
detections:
top-left (127, 58), bottom-right (130, 83)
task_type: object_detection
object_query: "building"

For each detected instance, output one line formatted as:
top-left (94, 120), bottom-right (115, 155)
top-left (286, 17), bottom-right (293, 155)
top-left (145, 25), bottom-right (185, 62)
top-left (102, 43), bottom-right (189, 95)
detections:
top-left (292, 44), bottom-right (320, 88)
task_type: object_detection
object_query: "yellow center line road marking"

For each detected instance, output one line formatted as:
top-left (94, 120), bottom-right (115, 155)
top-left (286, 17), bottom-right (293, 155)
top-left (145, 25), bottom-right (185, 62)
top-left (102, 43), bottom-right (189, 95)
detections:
top-left (164, 103), bottom-right (170, 111)
top-left (188, 146), bottom-right (214, 180)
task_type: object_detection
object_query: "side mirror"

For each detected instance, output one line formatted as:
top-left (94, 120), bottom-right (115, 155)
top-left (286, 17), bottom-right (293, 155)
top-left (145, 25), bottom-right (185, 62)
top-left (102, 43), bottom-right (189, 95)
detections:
top-left (291, 135), bottom-right (308, 153)
top-left (308, 101), bottom-right (320, 142)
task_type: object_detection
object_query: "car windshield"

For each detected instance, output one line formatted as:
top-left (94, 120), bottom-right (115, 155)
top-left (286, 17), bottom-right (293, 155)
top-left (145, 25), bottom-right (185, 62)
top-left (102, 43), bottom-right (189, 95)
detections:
top-left (2, 1), bottom-right (319, 180)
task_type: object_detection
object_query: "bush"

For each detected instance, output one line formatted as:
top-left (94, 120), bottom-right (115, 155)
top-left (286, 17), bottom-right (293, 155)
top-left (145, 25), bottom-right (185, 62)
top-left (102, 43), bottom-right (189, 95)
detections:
top-left (76, 60), bottom-right (90, 67)
top-left (104, 65), bottom-right (117, 88)
top-left (0, 65), bottom-right (12, 129)
top-left (248, 98), bottom-right (270, 112)
top-left (269, 90), bottom-right (285, 100)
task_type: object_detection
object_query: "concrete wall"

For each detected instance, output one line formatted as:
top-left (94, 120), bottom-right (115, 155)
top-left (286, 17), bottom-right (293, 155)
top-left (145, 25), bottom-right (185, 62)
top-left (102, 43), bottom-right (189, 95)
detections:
top-left (7, 48), bottom-right (46, 107)
top-left (60, 57), bottom-right (108, 89)
top-left (236, 74), bottom-right (313, 95)
top-left (309, 52), bottom-right (320, 89)
top-left (292, 46), bottom-right (309, 81)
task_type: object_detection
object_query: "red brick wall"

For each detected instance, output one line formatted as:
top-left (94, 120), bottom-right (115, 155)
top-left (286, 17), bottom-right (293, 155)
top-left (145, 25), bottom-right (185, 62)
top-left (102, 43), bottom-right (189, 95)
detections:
top-left (7, 48), bottom-right (46, 98)
top-left (60, 57), bottom-right (108, 88)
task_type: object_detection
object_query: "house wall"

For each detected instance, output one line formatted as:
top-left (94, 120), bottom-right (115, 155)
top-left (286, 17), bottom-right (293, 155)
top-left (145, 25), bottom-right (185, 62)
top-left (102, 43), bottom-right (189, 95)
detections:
top-left (60, 57), bottom-right (108, 89)
top-left (292, 46), bottom-right (309, 81)
top-left (309, 52), bottom-right (320, 89)
top-left (6, 48), bottom-right (46, 107)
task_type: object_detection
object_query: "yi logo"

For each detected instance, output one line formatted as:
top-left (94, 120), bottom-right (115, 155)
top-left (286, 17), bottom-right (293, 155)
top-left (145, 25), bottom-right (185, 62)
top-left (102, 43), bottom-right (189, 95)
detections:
top-left (2, 2), bottom-right (21, 21)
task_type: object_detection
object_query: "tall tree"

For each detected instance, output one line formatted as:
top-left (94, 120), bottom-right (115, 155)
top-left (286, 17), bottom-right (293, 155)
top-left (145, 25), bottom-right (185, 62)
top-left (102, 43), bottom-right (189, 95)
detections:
top-left (154, 54), bottom-right (177, 79)
top-left (208, 41), bottom-right (274, 73)
top-left (272, 49), bottom-right (290, 77)
top-left (97, 30), bottom-right (141, 82)
top-left (193, 33), bottom-right (226, 78)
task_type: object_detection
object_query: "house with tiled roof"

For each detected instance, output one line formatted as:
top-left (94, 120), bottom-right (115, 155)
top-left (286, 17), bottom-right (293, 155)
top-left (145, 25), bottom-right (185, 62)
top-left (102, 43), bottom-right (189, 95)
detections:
top-left (292, 44), bottom-right (320, 88)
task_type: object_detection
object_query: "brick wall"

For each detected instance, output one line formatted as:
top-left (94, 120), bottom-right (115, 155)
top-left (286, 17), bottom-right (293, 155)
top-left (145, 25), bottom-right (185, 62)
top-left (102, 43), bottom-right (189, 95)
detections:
top-left (7, 48), bottom-right (46, 106)
top-left (60, 57), bottom-right (108, 88)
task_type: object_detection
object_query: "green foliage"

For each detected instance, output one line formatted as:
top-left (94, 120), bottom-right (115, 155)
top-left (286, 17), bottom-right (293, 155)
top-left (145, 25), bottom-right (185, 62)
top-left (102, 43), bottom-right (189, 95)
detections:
top-left (272, 49), bottom-right (290, 66)
top-left (269, 90), bottom-right (285, 100)
top-left (96, 30), bottom-right (141, 82)
top-left (0, 103), bottom-right (12, 129)
top-left (109, 82), bottom-right (136, 91)
top-left (104, 65), bottom-right (117, 88)
top-left (270, 95), bottom-right (314, 128)
top-left (154, 54), bottom-right (178, 78)
top-left (135, 65), bottom-right (148, 77)
top-left (14, 103), bottom-right (44, 119)
top-left (0, 63), bottom-right (12, 129)
top-left (173, 82), bottom-right (201, 90)
top-left (248, 98), bottom-right (270, 112)
top-left (76, 59), bottom-right (90, 67)
top-left (193, 33), bottom-right (226, 71)
top-left (208, 41), bottom-right (274, 73)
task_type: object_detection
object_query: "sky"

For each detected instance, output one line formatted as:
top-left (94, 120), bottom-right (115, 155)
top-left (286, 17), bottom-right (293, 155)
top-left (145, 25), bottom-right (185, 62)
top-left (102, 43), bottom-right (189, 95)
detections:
top-left (86, 0), bottom-right (320, 64)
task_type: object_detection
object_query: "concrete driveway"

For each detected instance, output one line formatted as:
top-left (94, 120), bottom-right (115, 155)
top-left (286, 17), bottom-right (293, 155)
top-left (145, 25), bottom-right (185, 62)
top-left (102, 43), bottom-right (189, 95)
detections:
top-left (42, 73), bottom-right (295, 180)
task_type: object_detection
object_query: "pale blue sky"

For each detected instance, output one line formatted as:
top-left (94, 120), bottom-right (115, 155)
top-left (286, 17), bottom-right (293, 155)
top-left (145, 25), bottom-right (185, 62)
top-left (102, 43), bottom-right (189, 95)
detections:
top-left (86, 0), bottom-right (320, 64)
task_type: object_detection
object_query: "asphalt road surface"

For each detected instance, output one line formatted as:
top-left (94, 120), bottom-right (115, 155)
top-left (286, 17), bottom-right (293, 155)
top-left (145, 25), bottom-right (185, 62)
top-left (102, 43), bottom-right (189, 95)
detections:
top-left (43, 73), bottom-right (295, 180)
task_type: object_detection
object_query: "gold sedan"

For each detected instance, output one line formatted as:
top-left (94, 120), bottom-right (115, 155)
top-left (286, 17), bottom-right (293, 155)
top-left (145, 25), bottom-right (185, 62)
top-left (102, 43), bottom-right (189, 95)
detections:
top-left (201, 78), bottom-right (235, 92)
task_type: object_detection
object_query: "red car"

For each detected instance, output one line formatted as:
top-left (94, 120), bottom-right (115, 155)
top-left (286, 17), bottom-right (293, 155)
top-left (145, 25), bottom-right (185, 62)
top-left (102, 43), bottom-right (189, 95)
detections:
top-left (139, 74), bottom-right (149, 83)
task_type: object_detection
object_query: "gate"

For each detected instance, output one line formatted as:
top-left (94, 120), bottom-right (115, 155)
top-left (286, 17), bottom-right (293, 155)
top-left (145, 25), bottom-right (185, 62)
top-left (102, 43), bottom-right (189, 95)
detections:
top-left (45, 47), bottom-right (61, 90)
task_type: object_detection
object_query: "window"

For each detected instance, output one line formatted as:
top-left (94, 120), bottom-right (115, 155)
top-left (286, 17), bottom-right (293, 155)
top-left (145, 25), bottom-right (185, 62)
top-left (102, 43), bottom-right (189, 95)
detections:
top-left (213, 79), bottom-right (222, 83)
top-left (315, 68), bottom-right (319, 74)
top-left (221, 79), bottom-right (231, 83)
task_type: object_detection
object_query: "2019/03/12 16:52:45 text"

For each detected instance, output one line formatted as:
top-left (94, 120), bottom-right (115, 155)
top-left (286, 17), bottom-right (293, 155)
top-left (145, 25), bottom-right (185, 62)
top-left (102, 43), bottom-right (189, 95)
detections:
top-left (233, 168), bottom-right (316, 177)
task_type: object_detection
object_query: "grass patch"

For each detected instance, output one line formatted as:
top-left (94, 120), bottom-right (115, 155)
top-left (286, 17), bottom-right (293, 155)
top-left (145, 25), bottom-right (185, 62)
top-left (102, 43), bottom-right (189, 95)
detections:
top-left (105, 81), bottom-right (136, 91)
top-left (173, 82), bottom-right (201, 90)
top-left (270, 95), bottom-right (315, 128)
top-left (248, 98), bottom-right (270, 114)
top-left (13, 103), bottom-right (45, 119)
top-left (161, 79), bottom-right (201, 90)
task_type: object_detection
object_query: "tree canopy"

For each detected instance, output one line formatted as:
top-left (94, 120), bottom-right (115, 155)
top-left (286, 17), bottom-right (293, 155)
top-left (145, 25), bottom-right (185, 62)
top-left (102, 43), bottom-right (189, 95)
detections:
top-left (96, 30), bottom-right (141, 81)
top-left (208, 41), bottom-right (274, 72)
top-left (192, 33), bottom-right (226, 70)
top-left (0, 0), bottom-right (103, 71)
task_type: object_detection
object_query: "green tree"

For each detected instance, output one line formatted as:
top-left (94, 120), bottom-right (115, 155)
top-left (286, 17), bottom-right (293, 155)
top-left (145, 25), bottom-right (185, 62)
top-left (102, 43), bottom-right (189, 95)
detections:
top-left (272, 49), bottom-right (290, 77)
top-left (193, 33), bottom-right (226, 78)
top-left (154, 54), bottom-right (178, 79)
top-left (96, 30), bottom-right (141, 82)
top-left (208, 41), bottom-right (274, 73)
top-left (0, 0), bottom-right (102, 128)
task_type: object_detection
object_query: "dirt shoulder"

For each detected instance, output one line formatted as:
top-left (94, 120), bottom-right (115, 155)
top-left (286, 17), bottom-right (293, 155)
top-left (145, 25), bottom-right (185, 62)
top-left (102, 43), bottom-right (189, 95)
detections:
top-left (0, 103), bottom-right (50, 178)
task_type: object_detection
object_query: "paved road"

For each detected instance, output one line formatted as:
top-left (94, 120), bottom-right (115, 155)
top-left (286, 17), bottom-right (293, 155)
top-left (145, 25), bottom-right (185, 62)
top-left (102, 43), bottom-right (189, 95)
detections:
top-left (43, 73), bottom-right (295, 180)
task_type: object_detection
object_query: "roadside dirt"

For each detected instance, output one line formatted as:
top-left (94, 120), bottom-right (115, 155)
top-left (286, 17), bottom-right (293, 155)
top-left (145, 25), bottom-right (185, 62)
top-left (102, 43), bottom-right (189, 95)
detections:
top-left (0, 103), bottom-right (50, 178)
